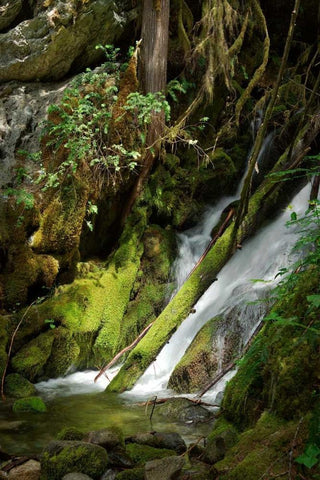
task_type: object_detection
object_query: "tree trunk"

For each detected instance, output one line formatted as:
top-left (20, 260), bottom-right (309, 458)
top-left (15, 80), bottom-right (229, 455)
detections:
top-left (121, 0), bottom-right (170, 224)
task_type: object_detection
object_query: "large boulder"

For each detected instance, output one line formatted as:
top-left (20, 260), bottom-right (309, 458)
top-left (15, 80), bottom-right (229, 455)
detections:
top-left (0, 0), bottom-right (135, 82)
top-left (155, 398), bottom-right (212, 423)
top-left (4, 373), bottom-right (36, 398)
top-left (12, 396), bottom-right (47, 413)
top-left (41, 441), bottom-right (108, 480)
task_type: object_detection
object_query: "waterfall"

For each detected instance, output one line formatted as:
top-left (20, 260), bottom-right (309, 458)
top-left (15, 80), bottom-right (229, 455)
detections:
top-left (126, 183), bottom-right (311, 399)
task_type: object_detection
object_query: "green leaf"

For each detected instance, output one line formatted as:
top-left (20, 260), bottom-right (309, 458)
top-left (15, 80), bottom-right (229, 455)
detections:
top-left (295, 453), bottom-right (319, 469)
top-left (307, 295), bottom-right (320, 308)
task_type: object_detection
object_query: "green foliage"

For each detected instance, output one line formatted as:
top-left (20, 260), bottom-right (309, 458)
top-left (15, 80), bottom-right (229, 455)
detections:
top-left (44, 318), bottom-right (56, 329)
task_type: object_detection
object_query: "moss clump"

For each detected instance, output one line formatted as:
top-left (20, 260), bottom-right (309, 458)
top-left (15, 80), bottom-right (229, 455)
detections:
top-left (56, 427), bottom-right (84, 441)
top-left (4, 373), bottom-right (36, 398)
top-left (115, 468), bottom-right (144, 480)
top-left (12, 396), bottom-right (47, 413)
top-left (11, 331), bottom-right (55, 382)
top-left (40, 441), bottom-right (108, 480)
top-left (125, 443), bottom-right (176, 466)
top-left (0, 315), bottom-right (8, 378)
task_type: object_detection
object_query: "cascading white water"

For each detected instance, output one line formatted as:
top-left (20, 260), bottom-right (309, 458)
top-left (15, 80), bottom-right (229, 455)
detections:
top-left (126, 183), bottom-right (311, 399)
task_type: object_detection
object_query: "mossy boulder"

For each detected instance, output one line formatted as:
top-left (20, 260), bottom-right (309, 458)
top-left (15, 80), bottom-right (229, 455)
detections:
top-left (144, 456), bottom-right (185, 480)
top-left (0, 316), bottom-right (8, 378)
top-left (214, 413), bottom-right (309, 480)
top-left (57, 427), bottom-right (85, 442)
top-left (168, 317), bottom-right (222, 393)
top-left (203, 418), bottom-right (238, 464)
top-left (4, 373), bottom-right (36, 398)
top-left (12, 396), bottom-right (47, 413)
top-left (40, 441), bottom-right (108, 480)
top-left (115, 468), bottom-right (144, 480)
top-left (125, 443), bottom-right (176, 466)
top-left (11, 330), bottom-right (55, 382)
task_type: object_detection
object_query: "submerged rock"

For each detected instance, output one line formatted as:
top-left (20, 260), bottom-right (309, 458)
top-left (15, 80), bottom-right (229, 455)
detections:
top-left (155, 398), bottom-right (212, 424)
top-left (62, 474), bottom-right (93, 480)
top-left (41, 441), bottom-right (108, 480)
top-left (144, 455), bottom-right (185, 480)
top-left (85, 427), bottom-right (123, 449)
top-left (125, 432), bottom-right (186, 454)
top-left (12, 396), bottom-right (47, 413)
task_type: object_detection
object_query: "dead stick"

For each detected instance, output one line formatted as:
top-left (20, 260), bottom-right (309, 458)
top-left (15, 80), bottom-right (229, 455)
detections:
top-left (94, 321), bottom-right (155, 383)
top-left (1, 302), bottom-right (36, 401)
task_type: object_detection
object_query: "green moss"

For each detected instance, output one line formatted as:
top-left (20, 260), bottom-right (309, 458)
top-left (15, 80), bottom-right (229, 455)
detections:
top-left (56, 427), bottom-right (84, 441)
top-left (4, 373), bottom-right (36, 398)
top-left (107, 227), bottom-right (234, 392)
top-left (115, 467), bottom-right (144, 480)
top-left (12, 396), bottom-right (47, 413)
top-left (40, 441), bottom-right (108, 480)
top-left (11, 331), bottom-right (55, 381)
top-left (125, 443), bottom-right (176, 465)
top-left (44, 328), bottom-right (80, 378)
top-left (215, 413), bottom-right (308, 480)
top-left (207, 417), bottom-right (238, 442)
top-left (168, 316), bottom-right (221, 393)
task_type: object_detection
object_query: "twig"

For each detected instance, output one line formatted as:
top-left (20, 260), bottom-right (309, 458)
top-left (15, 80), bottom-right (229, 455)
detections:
top-left (94, 321), bottom-right (154, 383)
top-left (289, 417), bottom-right (304, 480)
top-left (180, 435), bottom-right (206, 457)
top-left (1, 302), bottom-right (36, 401)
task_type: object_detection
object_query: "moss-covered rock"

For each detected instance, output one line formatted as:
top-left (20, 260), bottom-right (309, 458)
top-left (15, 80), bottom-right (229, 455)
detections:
top-left (4, 373), bottom-right (36, 398)
top-left (56, 427), bottom-right (85, 441)
top-left (85, 427), bottom-right (124, 449)
top-left (125, 432), bottom-right (186, 454)
top-left (11, 330), bottom-right (55, 382)
top-left (168, 316), bottom-right (222, 393)
top-left (115, 468), bottom-right (144, 480)
top-left (41, 441), bottom-right (108, 480)
top-left (12, 396), bottom-right (47, 413)
top-left (214, 413), bottom-right (309, 480)
top-left (0, 316), bottom-right (8, 379)
top-left (125, 443), bottom-right (176, 466)
top-left (203, 417), bottom-right (238, 464)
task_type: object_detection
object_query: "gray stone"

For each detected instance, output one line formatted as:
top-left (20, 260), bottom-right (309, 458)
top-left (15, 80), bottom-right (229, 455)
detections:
top-left (126, 432), bottom-right (186, 454)
top-left (85, 428), bottom-right (123, 449)
top-left (0, 0), bottom-right (136, 82)
top-left (144, 456), bottom-right (185, 480)
top-left (156, 398), bottom-right (211, 423)
top-left (0, 79), bottom-right (69, 188)
top-left (0, 0), bottom-right (22, 31)
top-left (100, 470), bottom-right (117, 480)
top-left (8, 459), bottom-right (40, 480)
top-left (62, 474), bottom-right (93, 480)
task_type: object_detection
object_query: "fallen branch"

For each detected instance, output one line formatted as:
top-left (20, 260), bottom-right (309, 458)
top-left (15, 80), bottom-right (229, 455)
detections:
top-left (1, 302), bottom-right (36, 401)
top-left (94, 321), bottom-right (155, 383)
top-left (137, 396), bottom-right (220, 408)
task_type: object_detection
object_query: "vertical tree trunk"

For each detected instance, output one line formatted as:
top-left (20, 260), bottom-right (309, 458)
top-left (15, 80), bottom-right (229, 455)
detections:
top-left (121, 0), bottom-right (170, 224)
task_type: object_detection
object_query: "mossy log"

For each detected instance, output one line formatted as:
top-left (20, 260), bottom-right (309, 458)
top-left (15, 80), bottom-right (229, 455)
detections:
top-left (107, 114), bottom-right (320, 393)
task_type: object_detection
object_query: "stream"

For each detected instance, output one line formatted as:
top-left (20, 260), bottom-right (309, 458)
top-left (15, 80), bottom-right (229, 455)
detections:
top-left (0, 182), bottom-right (312, 456)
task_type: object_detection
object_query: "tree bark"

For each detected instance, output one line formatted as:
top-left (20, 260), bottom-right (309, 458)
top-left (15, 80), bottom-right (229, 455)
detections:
top-left (121, 0), bottom-right (170, 224)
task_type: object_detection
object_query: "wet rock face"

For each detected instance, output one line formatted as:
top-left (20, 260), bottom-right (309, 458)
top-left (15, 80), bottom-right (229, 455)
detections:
top-left (0, 80), bottom-right (69, 188)
top-left (0, 0), bottom-right (135, 82)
